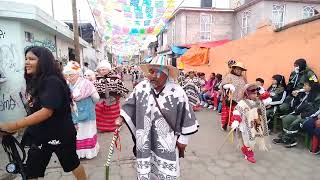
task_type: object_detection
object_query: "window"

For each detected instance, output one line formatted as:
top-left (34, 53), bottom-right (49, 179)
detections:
top-left (25, 31), bottom-right (34, 42)
top-left (158, 33), bottom-right (163, 46)
top-left (241, 10), bottom-right (250, 37)
top-left (172, 20), bottom-right (175, 45)
top-left (201, 0), bottom-right (212, 8)
top-left (303, 6), bottom-right (316, 19)
top-left (200, 14), bottom-right (212, 41)
top-left (272, 4), bottom-right (286, 29)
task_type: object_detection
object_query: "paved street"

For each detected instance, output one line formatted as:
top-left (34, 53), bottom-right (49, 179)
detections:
top-left (1, 79), bottom-right (320, 180)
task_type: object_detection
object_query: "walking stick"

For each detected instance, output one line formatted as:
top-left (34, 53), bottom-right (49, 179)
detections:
top-left (105, 126), bottom-right (122, 180)
top-left (216, 128), bottom-right (236, 154)
top-left (227, 91), bottom-right (235, 143)
top-left (227, 91), bottom-right (234, 127)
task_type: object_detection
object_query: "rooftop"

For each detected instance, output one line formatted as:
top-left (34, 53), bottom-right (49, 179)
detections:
top-left (235, 0), bottom-right (320, 12)
top-left (0, 1), bottom-right (88, 47)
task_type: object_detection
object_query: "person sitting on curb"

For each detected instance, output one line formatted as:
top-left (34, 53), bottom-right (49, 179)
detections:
top-left (273, 80), bottom-right (320, 147)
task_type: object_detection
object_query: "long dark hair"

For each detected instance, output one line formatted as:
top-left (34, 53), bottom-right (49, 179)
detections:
top-left (268, 74), bottom-right (286, 91)
top-left (24, 46), bottom-right (70, 101)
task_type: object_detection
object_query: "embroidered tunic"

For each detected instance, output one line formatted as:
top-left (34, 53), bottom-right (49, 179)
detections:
top-left (233, 99), bottom-right (270, 150)
top-left (183, 77), bottom-right (201, 107)
top-left (121, 80), bottom-right (198, 179)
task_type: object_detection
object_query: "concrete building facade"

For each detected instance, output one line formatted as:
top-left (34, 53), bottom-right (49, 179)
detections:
top-left (0, 1), bottom-right (102, 122)
top-left (156, 0), bottom-right (320, 53)
top-left (233, 0), bottom-right (320, 39)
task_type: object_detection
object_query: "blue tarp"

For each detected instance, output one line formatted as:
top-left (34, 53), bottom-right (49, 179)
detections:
top-left (171, 46), bottom-right (188, 55)
top-left (144, 56), bottom-right (153, 63)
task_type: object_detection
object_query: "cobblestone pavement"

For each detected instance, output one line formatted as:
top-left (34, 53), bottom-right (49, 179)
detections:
top-left (1, 78), bottom-right (320, 180)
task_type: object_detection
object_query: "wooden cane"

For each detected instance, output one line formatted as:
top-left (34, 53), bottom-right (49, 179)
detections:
top-left (216, 128), bottom-right (236, 154)
top-left (227, 91), bottom-right (234, 127)
top-left (105, 126), bottom-right (122, 180)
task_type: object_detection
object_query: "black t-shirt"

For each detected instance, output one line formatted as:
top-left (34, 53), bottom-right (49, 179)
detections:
top-left (24, 75), bottom-right (76, 145)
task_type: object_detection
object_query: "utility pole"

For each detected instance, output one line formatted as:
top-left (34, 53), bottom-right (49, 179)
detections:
top-left (72, 0), bottom-right (81, 63)
top-left (51, 0), bottom-right (58, 58)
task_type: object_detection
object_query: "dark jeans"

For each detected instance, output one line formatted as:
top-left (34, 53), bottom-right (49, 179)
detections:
top-left (303, 117), bottom-right (320, 139)
top-left (200, 93), bottom-right (210, 102)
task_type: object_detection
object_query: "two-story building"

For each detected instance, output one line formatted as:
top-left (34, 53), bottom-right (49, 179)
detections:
top-left (157, 7), bottom-right (234, 54)
top-left (233, 0), bottom-right (320, 38)
top-left (156, 0), bottom-right (320, 54)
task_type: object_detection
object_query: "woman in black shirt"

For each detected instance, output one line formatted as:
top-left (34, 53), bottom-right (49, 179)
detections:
top-left (0, 46), bottom-right (87, 180)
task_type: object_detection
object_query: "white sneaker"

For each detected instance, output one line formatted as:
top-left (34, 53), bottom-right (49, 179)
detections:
top-left (208, 105), bottom-right (214, 109)
top-left (213, 107), bottom-right (217, 111)
top-left (203, 103), bottom-right (209, 108)
top-left (200, 101), bottom-right (205, 106)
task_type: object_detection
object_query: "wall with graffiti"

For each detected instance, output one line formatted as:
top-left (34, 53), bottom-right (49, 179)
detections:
top-left (22, 23), bottom-right (57, 56)
top-left (0, 19), bottom-right (27, 122)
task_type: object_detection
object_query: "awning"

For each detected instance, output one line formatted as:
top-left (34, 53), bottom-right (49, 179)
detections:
top-left (180, 47), bottom-right (210, 66)
top-left (179, 39), bottom-right (230, 48)
top-left (171, 46), bottom-right (188, 55)
top-left (144, 56), bottom-right (153, 63)
top-left (179, 39), bottom-right (230, 66)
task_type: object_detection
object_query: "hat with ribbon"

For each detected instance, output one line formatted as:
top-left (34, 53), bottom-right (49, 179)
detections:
top-left (140, 55), bottom-right (179, 80)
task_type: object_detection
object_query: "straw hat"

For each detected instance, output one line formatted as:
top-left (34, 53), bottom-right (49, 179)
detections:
top-left (140, 55), bottom-right (179, 79)
top-left (231, 61), bottom-right (247, 71)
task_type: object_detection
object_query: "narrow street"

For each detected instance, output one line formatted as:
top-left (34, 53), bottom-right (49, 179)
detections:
top-left (1, 1), bottom-right (320, 180)
top-left (7, 77), bottom-right (319, 180)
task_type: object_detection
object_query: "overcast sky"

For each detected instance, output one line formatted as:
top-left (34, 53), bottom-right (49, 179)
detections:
top-left (4, 0), bottom-right (230, 25)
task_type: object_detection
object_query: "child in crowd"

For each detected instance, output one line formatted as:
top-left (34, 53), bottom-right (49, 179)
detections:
top-left (231, 84), bottom-right (270, 163)
top-left (256, 78), bottom-right (272, 106)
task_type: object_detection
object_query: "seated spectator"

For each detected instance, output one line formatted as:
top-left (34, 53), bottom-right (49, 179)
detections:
top-left (265, 75), bottom-right (287, 130)
top-left (279, 59), bottom-right (318, 115)
top-left (256, 78), bottom-right (272, 106)
top-left (303, 113), bottom-right (320, 154)
top-left (210, 74), bottom-right (223, 110)
top-left (196, 72), bottom-right (206, 90)
top-left (256, 78), bottom-right (264, 87)
top-left (273, 80), bottom-right (320, 147)
top-left (200, 73), bottom-right (216, 107)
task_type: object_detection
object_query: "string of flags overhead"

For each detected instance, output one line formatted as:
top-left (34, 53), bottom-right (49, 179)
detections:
top-left (88, 0), bottom-right (178, 56)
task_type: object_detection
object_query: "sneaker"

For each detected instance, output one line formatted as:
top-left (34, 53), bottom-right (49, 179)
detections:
top-left (272, 138), bottom-right (285, 144)
top-left (312, 150), bottom-right (320, 155)
top-left (245, 150), bottom-right (256, 163)
top-left (200, 101), bottom-right (205, 106)
top-left (241, 146), bottom-right (256, 163)
top-left (284, 139), bottom-right (298, 148)
top-left (213, 107), bottom-right (217, 111)
top-left (203, 103), bottom-right (209, 108)
top-left (208, 105), bottom-right (214, 109)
